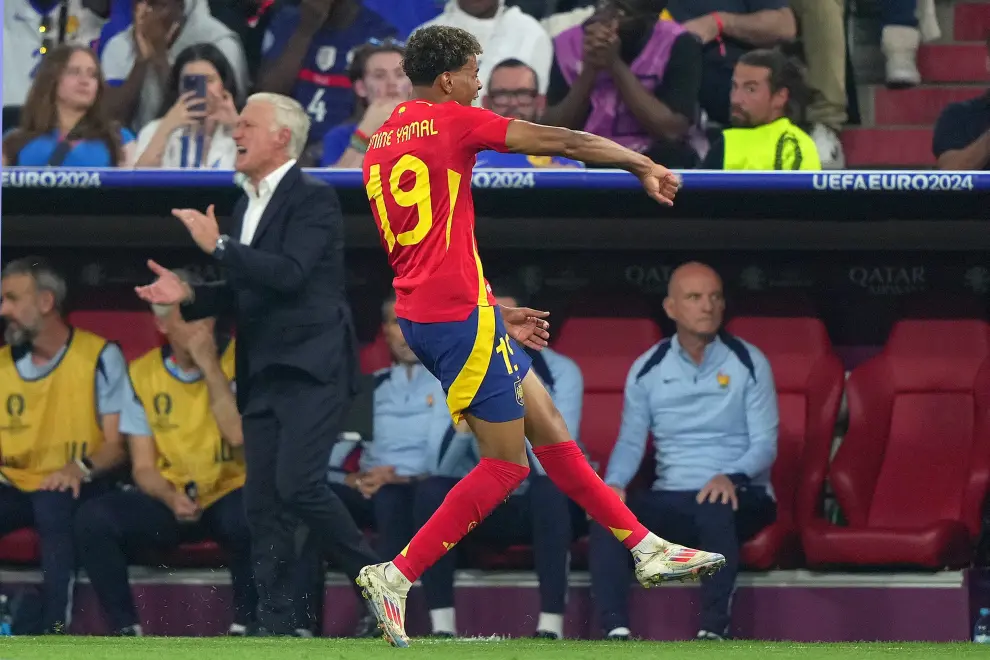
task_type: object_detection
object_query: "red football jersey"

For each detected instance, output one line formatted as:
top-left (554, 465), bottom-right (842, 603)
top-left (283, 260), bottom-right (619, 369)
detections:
top-left (362, 100), bottom-right (512, 323)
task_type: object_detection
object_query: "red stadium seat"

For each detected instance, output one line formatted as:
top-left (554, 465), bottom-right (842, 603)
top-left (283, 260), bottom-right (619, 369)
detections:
top-left (0, 528), bottom-right (40, 564)
top-left (359, 332), bottom-right (391, 374)
top-left (726, 317), bottom-right (844, 569)
top-left (553, 315), bottom-right (663, 473)
top-left (68, 310), bottom-right (161, 362)
top-left (148, 541), bottom-right (229, 568)
top-left (803, 319), bottom-right (990, 569)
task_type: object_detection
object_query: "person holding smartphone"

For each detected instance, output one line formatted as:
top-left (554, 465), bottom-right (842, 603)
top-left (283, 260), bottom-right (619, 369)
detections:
top-left (134, 43), bottom-right (240, 168)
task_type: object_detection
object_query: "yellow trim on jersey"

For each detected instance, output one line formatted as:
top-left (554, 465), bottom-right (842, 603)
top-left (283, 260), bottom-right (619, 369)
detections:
top-left (445, 169), bottom-right (461, 249)
top-left (128, 340), bottom-right (244, 509)
top-left (472, 237), bottom-right (489, 308)
top-left (446, 306), bottom-right (497, 424)
top-left (0, 329), bottom-right (107, 492)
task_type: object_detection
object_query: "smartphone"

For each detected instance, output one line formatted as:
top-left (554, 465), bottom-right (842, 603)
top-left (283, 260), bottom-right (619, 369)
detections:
top-left (181, 74), bottom-right (208, 113)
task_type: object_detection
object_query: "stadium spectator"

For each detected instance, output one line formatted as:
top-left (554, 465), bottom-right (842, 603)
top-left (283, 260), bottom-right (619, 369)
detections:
top-left (2, 45), bottom-right (136, 167)
top-left (101, 0), bottom-right (249, 133)
top-left (3, 0), bottom-right (108, 109)
top-left (541, 0), bottom-right (703, 169)
top-left (786, 0), bottom-right (846, 169)
top-left (589, 262), bottom-right (778, 641)
top-left (701, 49), bottom-right (819, 170)
top-left (412, 0), bottom-right (554, 102)
top-left (416, 282), bottom-right (584, 639)
top-left (134, 43), bottom-right (240, 168)
top-left (932, 34), bottom-right (990, 171)
top-left (356, 293), bottom-right (451, 559)
top-left (322, 39), bottom-right (411, 168)
top-left (0, 258), bottom-right (129, 634)
top-left (74, 271), bottom-right (256, 637)
top-left (666, 0), bottom-right (796, 127)
top-left (476, 58), bottom-right (583, 167)
top-left (880, 0), bottom-right (922, 88)
top-left (257, 0), bottom-right (397, 147)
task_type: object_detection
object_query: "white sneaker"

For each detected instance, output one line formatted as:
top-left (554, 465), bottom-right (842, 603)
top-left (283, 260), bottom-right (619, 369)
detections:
top-left (882, 25), bottom-right (921, 88)
top-left (356, 562), bottom-right (411, 647)
top-left (810, 124), bottom-right (846, 170)
top-left (633, 542), bottom-right (726, 587)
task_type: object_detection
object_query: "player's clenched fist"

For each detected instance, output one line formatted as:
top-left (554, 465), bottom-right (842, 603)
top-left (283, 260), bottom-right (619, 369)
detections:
top-left (639, 162), bottom-right (681, 207)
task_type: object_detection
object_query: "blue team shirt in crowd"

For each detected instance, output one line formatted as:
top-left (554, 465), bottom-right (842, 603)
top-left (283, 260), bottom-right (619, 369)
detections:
top-left (475, 151), bottom-right (585, 169)
top-left (363, 0), bottom-right (441, 38)
top-left (262, 5), bottom-right (396, 142)
top-left (14, 128), bottom-right (135, 167)
top-left (321, 121), bottom-right (357, 166)
top-left (604, 333), bottom-right (779, 496)
top-left (434, 347), bottom-right (584, 495)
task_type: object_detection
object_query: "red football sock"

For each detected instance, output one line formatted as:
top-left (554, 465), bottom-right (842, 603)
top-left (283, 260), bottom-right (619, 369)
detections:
top-left (393, 458), bottom-right (529, 583)
top-left (534, 441), bottom-right (649, 549)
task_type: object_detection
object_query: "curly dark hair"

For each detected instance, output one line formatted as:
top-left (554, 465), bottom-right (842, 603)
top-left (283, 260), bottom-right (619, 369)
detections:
top-left (403, 25), bottom-right (482, 87)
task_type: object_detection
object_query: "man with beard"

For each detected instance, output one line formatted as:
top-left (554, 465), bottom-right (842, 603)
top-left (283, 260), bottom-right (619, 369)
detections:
top-left (700, 48), bottom-right (820, 170)
top-left (541, 0), bottom-right (703, 169)
top-left (0, 257), bottom-right (128, 634)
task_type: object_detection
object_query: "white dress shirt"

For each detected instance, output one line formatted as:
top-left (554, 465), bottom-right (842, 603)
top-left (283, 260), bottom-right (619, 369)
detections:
top-left (239, 159), bottom-right (296, 246)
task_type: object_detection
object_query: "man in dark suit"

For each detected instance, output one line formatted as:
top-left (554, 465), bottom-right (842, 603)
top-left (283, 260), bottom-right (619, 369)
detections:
top-left (136, 92), bottom-right (379, 635)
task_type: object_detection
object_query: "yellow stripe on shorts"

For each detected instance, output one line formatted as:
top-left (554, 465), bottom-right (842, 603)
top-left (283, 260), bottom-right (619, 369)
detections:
top-left (445, 306), bottom-right (496, 424)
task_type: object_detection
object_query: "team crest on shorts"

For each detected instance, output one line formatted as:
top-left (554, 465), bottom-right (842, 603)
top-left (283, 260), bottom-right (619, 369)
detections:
top-left (514, 378), bottom-right (524, 406)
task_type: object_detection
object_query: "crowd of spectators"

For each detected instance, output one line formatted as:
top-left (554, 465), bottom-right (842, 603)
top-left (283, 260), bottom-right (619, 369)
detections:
top-left (6, 0), bottom-right (952, 173)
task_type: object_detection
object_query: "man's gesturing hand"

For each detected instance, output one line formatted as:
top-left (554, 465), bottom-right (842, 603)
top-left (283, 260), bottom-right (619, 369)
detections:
top-left (640, 162), bottom-right (681, 206)
top-left (501, 305), bottom-right (551, 350)
top-left (135, 260), bottom-right (193, 305)
top-left (172, 204), bottom-right (221, 254)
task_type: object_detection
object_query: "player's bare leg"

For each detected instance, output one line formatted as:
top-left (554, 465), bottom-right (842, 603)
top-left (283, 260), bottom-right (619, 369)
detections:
top-left (357, 416), bottom-right (530, 646)
top-left (520, 370), bottom-right (726, 585)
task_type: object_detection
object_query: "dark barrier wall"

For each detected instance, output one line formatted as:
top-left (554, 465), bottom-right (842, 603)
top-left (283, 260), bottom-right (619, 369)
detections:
top-left (4, 168), bottom-right (990, 349)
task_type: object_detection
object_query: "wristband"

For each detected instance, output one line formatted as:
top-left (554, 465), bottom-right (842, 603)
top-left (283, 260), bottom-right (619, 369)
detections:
top-left (350, 133), bottom-right (369, 153)
top-left (76, 457), bottom-right (94, 482)
top-left (712, 12), bottom-right (727, 56)
top-left (354, 129), bottom-right (371, 142)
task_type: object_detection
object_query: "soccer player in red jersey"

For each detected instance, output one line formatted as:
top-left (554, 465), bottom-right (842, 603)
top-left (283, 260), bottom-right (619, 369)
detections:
top-left (356, 25), bottom-right (726, 646)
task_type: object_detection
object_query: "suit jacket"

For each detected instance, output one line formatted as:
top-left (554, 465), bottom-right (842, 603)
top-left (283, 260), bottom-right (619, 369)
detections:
top-left (182, 164), bottom-right (358, 409)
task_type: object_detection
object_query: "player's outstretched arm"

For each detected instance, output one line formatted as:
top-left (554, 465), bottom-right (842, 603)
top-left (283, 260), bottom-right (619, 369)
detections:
top-left (504, 120), bottom-right (680, 206)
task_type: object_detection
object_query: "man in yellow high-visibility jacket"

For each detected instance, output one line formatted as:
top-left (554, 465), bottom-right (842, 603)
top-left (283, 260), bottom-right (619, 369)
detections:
top-left (702, 48), bottom-right (821, 170)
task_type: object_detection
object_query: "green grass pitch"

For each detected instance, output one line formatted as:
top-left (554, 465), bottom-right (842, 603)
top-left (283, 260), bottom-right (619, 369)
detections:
top-left (0, 638), bottom-right (986, 660)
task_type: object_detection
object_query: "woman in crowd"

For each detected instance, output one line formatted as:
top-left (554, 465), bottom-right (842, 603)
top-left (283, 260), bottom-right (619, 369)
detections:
top-left (321, 39), bottom-right (412, 168)
top-left (133, 43), bottom-right (240, 169)
top-left (2, 45), bottom-right (135, 167)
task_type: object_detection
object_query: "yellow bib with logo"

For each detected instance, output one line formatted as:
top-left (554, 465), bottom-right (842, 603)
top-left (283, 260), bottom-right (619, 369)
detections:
top-left (128, 341), bottom-right (244, 509)
top-left (722, 117), bottom-right (821, 171)
top-left (0, 329), bottom-right (107, 492)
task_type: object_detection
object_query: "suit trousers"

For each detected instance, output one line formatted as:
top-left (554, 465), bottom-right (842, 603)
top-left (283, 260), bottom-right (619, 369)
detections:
top-left (241, 365), bottom-right (378, 634)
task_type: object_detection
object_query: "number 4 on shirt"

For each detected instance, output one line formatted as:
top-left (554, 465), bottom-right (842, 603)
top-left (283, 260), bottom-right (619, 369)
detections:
top-left (307, 89), bottom-right (327, 124)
